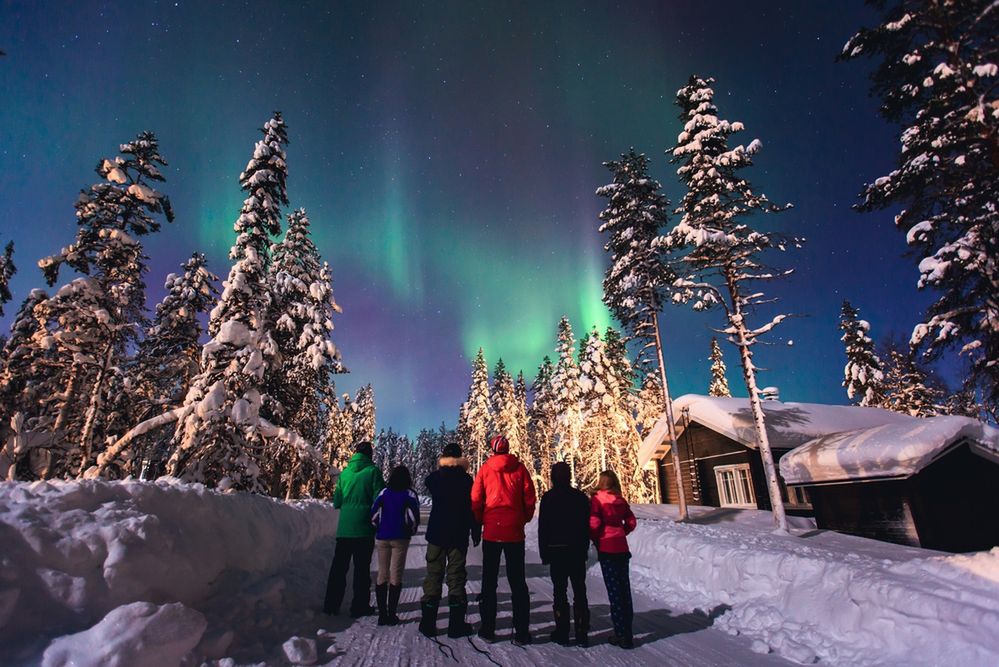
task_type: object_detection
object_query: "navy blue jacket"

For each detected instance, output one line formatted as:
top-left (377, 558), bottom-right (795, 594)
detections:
top-left (425, 457), bottom-right (481, 550)
top-left (371, 487), bottom-right (421, 540)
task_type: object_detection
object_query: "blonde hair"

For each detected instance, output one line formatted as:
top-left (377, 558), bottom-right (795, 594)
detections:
top-left (597, 470), bottom-right (622, 495)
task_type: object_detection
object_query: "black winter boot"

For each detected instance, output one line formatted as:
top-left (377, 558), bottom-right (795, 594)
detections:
top-left (386, 584), bottom-right (402, 626)
top-left (447, 596), bottom-right (474, 638)
top-left (573, 604), bottom-right (590, 647)
top-left (419, 597), bottom-right (440, 637)
top-left (375, 583), bottom-right (389, 626)
top-left (550, 602), bottom-right (570, 644)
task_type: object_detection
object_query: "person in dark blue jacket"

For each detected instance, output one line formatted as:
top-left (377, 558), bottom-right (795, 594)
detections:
top-left (370, 465), bottom-right (421, 626)
top-left (538, 461), bottom-right (591, 646)
top-left (419, 442), bottom-right (481, 638)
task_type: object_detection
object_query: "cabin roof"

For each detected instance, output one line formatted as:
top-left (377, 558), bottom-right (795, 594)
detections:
top-left (637, 394), bottom-right (911, 469)
top-left (779, 416), bottom-right (999, 485)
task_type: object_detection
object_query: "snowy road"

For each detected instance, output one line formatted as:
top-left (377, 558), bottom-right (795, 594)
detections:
top-left (285, 513), bottom-right (792, 667)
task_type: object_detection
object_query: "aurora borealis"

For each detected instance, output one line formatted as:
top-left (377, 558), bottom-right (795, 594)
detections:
top-left (1, 1), bottom-right (933, 435)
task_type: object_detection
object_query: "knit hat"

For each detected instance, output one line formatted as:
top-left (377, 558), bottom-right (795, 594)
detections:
top-left (551, 461), bottom-right (571, 487)
top-left (442, 442), bottom-right (462, 459)
top-left (489, 435), bottom-right (509, 455)
top-left (354, 440), bottom-right (373, 457)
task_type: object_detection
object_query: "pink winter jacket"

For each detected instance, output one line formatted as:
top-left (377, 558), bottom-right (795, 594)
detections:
top-left (589, 489), bottom-right (637, 554)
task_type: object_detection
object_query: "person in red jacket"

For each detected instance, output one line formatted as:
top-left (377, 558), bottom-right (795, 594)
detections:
top-left (471, 434), bottom-right (537, 645)
top-left (590, 470), bottom-right (637, 649)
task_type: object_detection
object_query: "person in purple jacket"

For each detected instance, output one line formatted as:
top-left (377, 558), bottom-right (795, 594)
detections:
top-left (370, 465), bottom-right (421, 626)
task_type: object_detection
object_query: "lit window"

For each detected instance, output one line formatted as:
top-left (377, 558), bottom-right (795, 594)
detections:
top-left (715, 463), bottom-right (756, 507)
top-left (786, 485), bottom-right (811, 507)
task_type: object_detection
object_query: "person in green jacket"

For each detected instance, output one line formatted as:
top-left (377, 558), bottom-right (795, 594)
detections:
top-left (324, 441), bottom-right (386, 617)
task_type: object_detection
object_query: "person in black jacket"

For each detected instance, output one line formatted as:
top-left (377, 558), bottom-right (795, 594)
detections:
top-left (419, 442), bottom-right (482, 638)
top-left (538, 461), bottom-right (591, 646)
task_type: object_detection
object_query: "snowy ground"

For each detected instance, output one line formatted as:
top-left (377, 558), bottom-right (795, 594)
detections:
top-left (2, 480), bottom-right (998, 666)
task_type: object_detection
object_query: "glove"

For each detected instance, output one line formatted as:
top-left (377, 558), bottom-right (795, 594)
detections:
top-left (472, 535), bottom-right (481, 547)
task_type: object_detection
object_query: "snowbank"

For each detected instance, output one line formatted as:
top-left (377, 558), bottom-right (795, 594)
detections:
top-left (626, 505), bottom-right (999, 665)
top-left (0, 478), bottom-right (337, 661)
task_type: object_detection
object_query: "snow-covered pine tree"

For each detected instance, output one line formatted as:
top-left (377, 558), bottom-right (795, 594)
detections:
top-left (549, 317), bottom-right (585, 484)
top-left (880, 338), bottom-right (943, 417)
top-left (38, 132), bottom-right (174, 477)
top-left (839, 300), bottom-right (886, 407)
top-left (163, 113), bottom-right (312, 493)
top-left (352, 384), bottom-right (376, 445)
top-left (842, 0), bottom-right (999, 414)
top-left (514, 371), bottom-right (530, 467)
top-left (490, 358), bottom-right (524, 459)
top-left (708, 337), bottom-right (732, 397)
top-left (527, 355), bottom-right (557, 492)
top-left (0, 240), bottom-right (14, 316)
top-left (596, 149), bottom-right (687, 515)
top-left (578, 327), bottom-right (619, 491)
top-left (665, 75), bottom-right (799, 532)
top-left (323, 393), bottom-right (355, 473)
top-left (266, 209), bottom-right (345, 497)
top-left (124, 253), bottom-right (219, 478)
top-left (412, 427), bottom-right (442, 495)
top-left (458, 348), bottom-right (491, 470)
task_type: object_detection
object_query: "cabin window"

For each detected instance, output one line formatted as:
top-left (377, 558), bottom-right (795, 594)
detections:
top-left (786, 485), bottom-right (811, 508)
top-left (715, 464), bottom-right (755, 508)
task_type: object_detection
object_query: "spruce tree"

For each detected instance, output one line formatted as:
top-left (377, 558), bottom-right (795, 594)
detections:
top-left (839, 300), bottom-right (886, 407)
top-left (549, 317), bottom-right (585, 484)
top-left (708, 337), bottom-right (732, 397)
top-left (596, 149), bottom-right (687, 514)
top-left (125, 253), bottom-right (219, 477)
top-left (490, 358), bottom-right (524, 459)
top-left (578, 327), bottom-right (620, 490)
top-left (528, 355), bottom-right (557, 493)
top-left (39, 132), bottom-right (174, 477)
top-left (514, 371), bottom-right (530, 465)
top-left (458, 348), bottom-right (491, 469)
top-left (666, 75), bottom-right (798, 532)
top-left (842, 1), bottom-right (999, 411)
top-left (880, 339), bottom-right (943, 417)
top-left (165, 114), bottom-right (299, 493)
top-left (352, 384), bottom-right (376, 444)
top-left (0, 240), bottom-right (14, 316)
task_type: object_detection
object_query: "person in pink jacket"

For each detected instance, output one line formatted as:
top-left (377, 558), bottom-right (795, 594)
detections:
top-left (589, 470), bottom-right (637, 649)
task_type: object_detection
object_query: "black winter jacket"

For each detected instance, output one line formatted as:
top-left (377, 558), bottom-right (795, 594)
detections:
top-left (538, 483), bottom-right (591, 564)
top-left (425, 457), bottom-right (482, 550)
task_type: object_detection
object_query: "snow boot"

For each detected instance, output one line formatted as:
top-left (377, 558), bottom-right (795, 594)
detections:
top-left (512, 632), bottom-right (532, 647)
top-left (386, 584), bottom-right (402, 626)
top-left (419, 597), bottom-right (439, 637)
top-left (550, 602), bottom-right (571, 644)
top-left (573, 604), bottom-right (590, 647)
top-left (375, 584), bottom-right (389, 626)
top-left (447, 596), bottom-right (474, 638)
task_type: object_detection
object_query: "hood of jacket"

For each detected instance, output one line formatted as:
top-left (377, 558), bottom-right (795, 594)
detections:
top-left (484, 452), bottom-right (522, 473)
top-left (345, 452), bottom-right (374, 473)
top-left (439, 456), bottom-right (470, 471)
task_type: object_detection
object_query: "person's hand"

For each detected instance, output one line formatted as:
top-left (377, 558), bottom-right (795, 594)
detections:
top-left (472, 535), bottom-right (481, 547)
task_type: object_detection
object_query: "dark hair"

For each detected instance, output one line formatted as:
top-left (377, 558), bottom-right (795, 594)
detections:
top-left (550, 461), bottom-right (571, 488)
top-left (442, 442), bottom-right (462, 459)
top-left (597, 470), bottom-right (622, 495)
top-left (388, 465), bottom-right (413, 492)
top-left (354, 440), bottom-right (374, 457)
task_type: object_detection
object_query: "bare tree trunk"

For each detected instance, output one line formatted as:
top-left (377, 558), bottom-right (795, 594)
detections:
top-left (78, 342), bottom-right (114, 477)
top-left (651, 311), bottom-right (688, 520)
top-left (726, 271), bottom-right (789, 533)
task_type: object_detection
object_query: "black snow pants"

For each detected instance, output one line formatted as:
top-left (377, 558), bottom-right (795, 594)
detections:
top-left (479, 540), bottom-right (530, 637)
top-left (598, 552), bottom-right (633, 641)
top-left (548, 547), bottom-right (588, 609)
top-left (324, 536), bottom-right (375, 615)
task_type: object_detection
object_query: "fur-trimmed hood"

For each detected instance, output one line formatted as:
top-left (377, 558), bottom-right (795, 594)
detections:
top-left (439, 456), bottom-right (470, 471)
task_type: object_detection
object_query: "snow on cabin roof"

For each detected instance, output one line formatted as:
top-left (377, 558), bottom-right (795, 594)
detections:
top-left (780, 416), bottom-right (999, 485)
top-left (636, 394), bottom-right (912, 469)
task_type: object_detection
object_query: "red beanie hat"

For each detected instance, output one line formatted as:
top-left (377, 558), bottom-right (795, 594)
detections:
top-left (489, 435), bottom-right (509, 455)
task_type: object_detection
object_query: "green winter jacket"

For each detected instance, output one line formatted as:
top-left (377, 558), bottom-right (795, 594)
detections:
top-left (332, 453), bottom-right (385, 538)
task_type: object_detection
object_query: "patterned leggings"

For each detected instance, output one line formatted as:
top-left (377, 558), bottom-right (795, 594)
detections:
top-left (599, 552), bottom-right (633, 641)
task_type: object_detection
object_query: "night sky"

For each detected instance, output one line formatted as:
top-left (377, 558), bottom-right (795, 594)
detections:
top-left (0, 1), bottom-right (933, 436)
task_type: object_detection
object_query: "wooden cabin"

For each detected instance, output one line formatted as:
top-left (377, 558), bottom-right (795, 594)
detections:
top-left (637, 395), bottom-right (912, 517)
top-left (780, 417), bottom-right (999, 552)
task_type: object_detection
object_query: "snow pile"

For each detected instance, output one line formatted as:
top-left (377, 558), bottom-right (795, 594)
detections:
top-left (780, 416), bottom-right (999, 484)
top-left (626, 506), bottom-right (999, 665)
top-left (0, 478), bottom-right (337, 663)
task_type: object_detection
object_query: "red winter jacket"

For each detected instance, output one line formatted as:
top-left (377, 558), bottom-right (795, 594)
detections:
top-left (471, 453), bottom-right (537, 542)
top-left (589, 490), bottom-right (637, 554)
